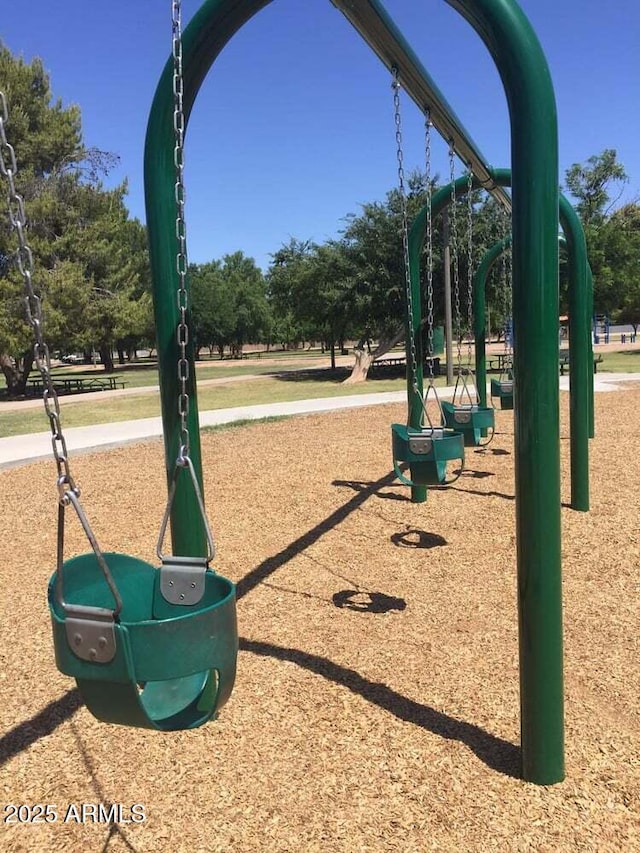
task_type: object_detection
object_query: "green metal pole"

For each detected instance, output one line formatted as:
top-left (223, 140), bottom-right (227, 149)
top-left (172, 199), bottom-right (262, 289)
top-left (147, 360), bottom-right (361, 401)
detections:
top-left (587, 264), bottom-right (595, 438)
top-left (473, 236), bottom-right (511, 409)
top-left (449, 0), bottom-right (562, 784)
top-left (473, 197), bottom-right (592, 515)
top-left (144, 0), bottom-right (270, 555)
top-left (559, 196), bottom-right (590, 510)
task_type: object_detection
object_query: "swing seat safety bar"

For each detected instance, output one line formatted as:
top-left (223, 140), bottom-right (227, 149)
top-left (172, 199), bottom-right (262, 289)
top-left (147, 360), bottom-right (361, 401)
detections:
top-left (48, 552), bottom-right (237, 730)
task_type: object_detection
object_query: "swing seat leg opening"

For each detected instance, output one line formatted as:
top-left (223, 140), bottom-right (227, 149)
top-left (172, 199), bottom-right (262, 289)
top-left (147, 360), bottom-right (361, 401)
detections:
top-left (49, 552), bottom-right (238, 731)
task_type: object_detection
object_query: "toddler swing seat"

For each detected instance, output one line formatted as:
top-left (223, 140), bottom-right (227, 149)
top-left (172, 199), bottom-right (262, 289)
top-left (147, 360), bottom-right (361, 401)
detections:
top-left (49, 551), bottom-right (237, 730)
top-left (391, 423), bottom-right (464, 486)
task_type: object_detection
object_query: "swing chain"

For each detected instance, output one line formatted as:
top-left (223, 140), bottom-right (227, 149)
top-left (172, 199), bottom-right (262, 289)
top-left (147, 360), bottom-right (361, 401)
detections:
top-left (172, 0), bottom-right (190, 458)
top-left (164, 0), bottom-right (216, 567)
top-left (0, 91), bottom-right (78, 502)
top-left (448, 142), bottom-right (462, 369)
top-left (392, 69), bottom-right (419, 398)
top-left (424, 110), bottom-right (435, 381)
top-left (465, 166), bottom-right (474, 365)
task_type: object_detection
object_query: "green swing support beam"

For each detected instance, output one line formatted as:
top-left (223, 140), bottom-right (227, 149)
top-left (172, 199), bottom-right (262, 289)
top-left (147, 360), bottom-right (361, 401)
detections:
top-left (330, 0), bottom-right (511, 211)
top-left (145, 0), bottom-right (565, 784)
top-left (469, 182), bottom-right (593, 512)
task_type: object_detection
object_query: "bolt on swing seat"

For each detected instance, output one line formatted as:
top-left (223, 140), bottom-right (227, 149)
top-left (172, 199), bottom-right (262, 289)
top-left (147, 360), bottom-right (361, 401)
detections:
top-left (391, 423), bottom-right (465, 486)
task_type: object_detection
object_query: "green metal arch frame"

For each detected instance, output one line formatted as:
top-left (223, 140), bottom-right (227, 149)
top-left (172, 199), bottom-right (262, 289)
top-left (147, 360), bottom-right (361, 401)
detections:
top-left (474, 230), bottom-right (594, 434)
top-left (145, 0), bottom-right (564, 785)
top-left (409, 174), bottom-right (591, 516)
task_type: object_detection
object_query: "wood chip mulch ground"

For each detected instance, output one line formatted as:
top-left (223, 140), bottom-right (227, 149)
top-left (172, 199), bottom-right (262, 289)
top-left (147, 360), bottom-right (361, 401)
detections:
top-left (0, 388), bottom-right (638, 852)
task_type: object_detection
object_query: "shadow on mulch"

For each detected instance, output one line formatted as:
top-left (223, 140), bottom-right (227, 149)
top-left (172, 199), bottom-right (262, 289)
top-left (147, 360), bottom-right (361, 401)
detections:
top-left (450, 486), bottom-right (515, 501)
top-left (0, 689), bottom-right (82, 767)
top-left (1, 464), bottom-right (519, 781)
top-left (241, 637), bottom-right (521, 779)
top-left (332, 589), bottom-right (407, 613)
top-left (390, 529), bottom-right (447, 549)
top-left (332, 478), bottom-right (411, 503)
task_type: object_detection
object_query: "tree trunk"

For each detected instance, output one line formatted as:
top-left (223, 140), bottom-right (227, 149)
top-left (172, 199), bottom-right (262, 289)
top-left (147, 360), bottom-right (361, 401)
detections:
top-left (342, 326), bottom-right (405, 384)
top-left (0, 350), bottom-right (33, 396)
top-left (99, 345), bottom-right (114, 373)
top-left (342, 346), bottom-right (373, 384)
top-left (117, 345), bottom-right (126, 365)
top-left (330, 341), bottom-right (336, 371)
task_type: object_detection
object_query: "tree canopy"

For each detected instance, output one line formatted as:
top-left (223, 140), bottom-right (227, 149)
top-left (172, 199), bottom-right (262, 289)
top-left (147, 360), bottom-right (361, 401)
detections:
top-left (1, 36), bottom-right (638, 395)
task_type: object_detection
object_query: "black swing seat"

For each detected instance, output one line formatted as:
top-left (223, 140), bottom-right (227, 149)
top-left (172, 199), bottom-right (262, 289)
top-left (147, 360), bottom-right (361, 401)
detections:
top-left (441, 400), bottom-right (495, 446)
top-left (391, 423), bottom-right (464, 487)
top-left (49, 552), bottom-right (238, 730)
top-left (490, 377), bottom-right (514, 410)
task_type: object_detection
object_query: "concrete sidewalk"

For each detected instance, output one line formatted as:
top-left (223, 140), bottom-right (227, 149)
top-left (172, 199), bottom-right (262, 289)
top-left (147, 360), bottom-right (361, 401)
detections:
top-left (0, 391), bottom-right (407, 469)
top-left (1, 373), bottom-right (639, 470)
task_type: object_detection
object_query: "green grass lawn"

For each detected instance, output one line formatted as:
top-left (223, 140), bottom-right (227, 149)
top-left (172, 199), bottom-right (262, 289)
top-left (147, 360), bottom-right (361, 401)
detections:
top-left (0, 375), bottom-right (408, 438)
top-left (596, 348), bottom-right (640, 372)
top-left (2, 347), bottom-right (638, 440)
top-left (0, 349), bottom-right (335, 392)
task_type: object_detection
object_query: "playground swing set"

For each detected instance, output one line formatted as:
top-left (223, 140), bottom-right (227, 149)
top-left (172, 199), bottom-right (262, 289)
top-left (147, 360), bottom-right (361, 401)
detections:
top-left (0, 0), bottom-right (598, 787)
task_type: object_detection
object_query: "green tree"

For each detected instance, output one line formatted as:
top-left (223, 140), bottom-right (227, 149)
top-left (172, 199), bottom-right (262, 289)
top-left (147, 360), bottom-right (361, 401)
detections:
top-left (267, 239), bottom-right (315, 349)
top-left (604, 204), bottom-right (640, 330)
top-left (0, 44), bottom-right (83, 392)
top-left (220, 251), bottom-right (269, 356)
top-left (190, 260), bottom-right (235, 358)
top-left (565, 149), bottom-right (628, 226)
top-left (564, 151), bottom-right (638, 316)
top-left (0, 45), bottom-right (149, 391)
top-left (339, 170), bottom-right (450, 381)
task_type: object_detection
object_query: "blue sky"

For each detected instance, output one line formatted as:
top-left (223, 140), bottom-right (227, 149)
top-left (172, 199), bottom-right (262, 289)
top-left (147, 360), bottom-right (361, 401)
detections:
top-left (3, 1), bottom-right (639, 270)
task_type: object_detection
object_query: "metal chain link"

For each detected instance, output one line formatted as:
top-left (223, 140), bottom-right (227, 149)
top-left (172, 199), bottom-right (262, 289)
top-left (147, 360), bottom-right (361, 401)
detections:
top-left (424, 110), bottom-right (435, 382)
top-left (504, 209), bottom-right (513, 362)
top-left (166, 1), bottom-right (216, 563)
top-left (465, 166), bottom-right (474, 366)
top-left (392, 69), bottom-right (419, 398)
top-left (448, 142), bottom-right (462, 370)
top-left (172, 0), bottom-right (191, 459)
top-left (0, 90), bottom-right (78, 502)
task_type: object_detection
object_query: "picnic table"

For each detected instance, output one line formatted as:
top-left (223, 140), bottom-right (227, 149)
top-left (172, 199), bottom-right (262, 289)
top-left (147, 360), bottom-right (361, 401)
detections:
top-left (27, 374), bottom-right (127, 396)
top-left (369, 355), bottom-right (441, 374)
top-left (558, 350), bottom-right (603, 376)
top-left (487, 352), bottom-right (513, 372)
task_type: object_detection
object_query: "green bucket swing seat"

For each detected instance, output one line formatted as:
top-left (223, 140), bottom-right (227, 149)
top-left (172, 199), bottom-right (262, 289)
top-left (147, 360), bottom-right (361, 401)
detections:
top-left (391, 423), bottom-right (465, 486)
top-left (441, 400), bottom-right (495, 446)
top-left (490, 377), bottom-right (514, 410)
top-left (49, 551), bottom-right (237, 730)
